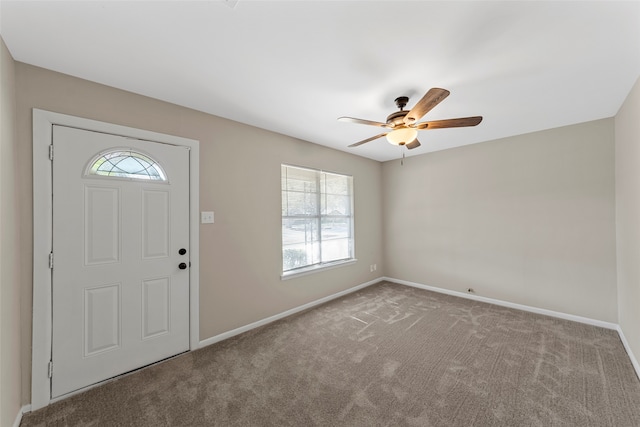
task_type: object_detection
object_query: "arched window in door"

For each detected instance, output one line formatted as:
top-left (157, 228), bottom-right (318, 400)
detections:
top-left (85, 149), bottom-right (167, 181)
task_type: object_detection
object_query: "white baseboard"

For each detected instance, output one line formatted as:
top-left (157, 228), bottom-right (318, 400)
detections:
top-left (616, 325), bottom-right (640, 380)
top-left (13, 404), bottom-right (31, 427)
top-left (199, 277), bottom-right (383, 348)
top-left (384, 277), bottom-right (619, 330)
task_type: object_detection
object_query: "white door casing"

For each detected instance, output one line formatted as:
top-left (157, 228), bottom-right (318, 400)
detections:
top-left (32, 110), bottom-right (200, 409)
top-left (51, 125), bottom-right (190, 397)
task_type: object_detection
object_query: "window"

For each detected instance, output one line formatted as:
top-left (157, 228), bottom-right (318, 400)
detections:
top-left (281, 164), bottom-right (354, 275)
top-left (86, 149), bottom-right (167, 181)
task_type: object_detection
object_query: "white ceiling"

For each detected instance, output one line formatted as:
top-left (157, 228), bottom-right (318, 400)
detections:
top-left (1, 1), bottom-right (639, 162)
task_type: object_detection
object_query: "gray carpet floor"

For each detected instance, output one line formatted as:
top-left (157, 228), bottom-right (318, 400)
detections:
top-left (21, 281), bottom-right (640, 426)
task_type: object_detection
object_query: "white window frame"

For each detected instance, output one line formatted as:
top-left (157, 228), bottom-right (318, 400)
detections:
top-left (281, 164), bottom-right (355, 279)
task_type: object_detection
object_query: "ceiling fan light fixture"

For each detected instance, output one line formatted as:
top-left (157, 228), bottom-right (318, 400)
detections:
top-left (386, 127), bottom-right (418, 146)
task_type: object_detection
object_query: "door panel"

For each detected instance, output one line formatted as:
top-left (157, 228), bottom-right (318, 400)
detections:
top-left (142, 190), bottom-right (170, 259)
top-left (51, 125), bottom-right (190, 398)
top-left (84, 283), bottom-right (121, 356)
top-left (142, 277), bottom-right (171, 339)
top-left (84, 186), bottom-right (120, 265)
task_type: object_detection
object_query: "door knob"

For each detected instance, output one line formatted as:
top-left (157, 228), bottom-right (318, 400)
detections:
top-left (179, 262), bottom-right (188, 270)
top-left (179, 248), bottom-right (187, 255)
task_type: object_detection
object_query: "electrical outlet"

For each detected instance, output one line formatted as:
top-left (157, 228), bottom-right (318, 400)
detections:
top-left (373, 264), bottom-right (377, 271)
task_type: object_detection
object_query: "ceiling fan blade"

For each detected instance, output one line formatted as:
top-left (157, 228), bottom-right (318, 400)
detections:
top-left (403, 88), bottom-right (450, 125)
top-left (406, 139), bottom-right (421, 150)
top-left (415, 116), bottom-right (483, 130)
top-left (348, 133), bottom-right (387, 148)
top-left (338, 116), bottom-right (390, 128)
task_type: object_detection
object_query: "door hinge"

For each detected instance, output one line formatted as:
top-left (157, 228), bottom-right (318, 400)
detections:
top-left (49, 144), bottom-right (54, 160)
top-left (49, 252), bottom-right (54, 269)
top-left (48, 361), bottom-right (53, 378)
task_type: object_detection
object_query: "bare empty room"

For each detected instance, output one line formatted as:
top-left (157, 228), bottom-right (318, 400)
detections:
top-left (1, 1), bottom-right (640, 426)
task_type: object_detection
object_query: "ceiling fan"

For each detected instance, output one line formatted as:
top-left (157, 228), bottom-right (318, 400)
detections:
top-left (338, 88), bottom-right (483, 150)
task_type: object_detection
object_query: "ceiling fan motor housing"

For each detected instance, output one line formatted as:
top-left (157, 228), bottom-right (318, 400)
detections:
top-left (386, 110), bottom-right (409, 128)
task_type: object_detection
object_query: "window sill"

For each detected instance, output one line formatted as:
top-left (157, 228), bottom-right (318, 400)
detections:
top-left (281, 259), bottom-right (357, 281)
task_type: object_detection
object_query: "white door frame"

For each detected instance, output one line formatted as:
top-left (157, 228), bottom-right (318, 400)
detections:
top-left (32, 109), bottom-right (200, 410)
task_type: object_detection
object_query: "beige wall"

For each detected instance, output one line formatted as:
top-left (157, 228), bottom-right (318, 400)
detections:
top-left (616, 75), bottom-right (640, 360)
top-left (15, 63), bottom-right (384, 404)
top-left (1, 38), bottom-right (22, 425)
top-left (382, 119), bottom-right (618, 322)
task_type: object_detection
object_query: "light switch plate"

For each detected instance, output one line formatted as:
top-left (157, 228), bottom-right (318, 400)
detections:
top-left (201, 211), bottom-right (214, 224)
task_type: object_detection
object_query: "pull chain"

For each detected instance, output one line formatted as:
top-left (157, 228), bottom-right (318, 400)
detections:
top-left (401, 148), bottom-right (405, 166)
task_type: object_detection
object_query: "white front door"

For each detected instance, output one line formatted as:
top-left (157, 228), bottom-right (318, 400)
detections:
top-left (51, 125), bottom-right (190, 397)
